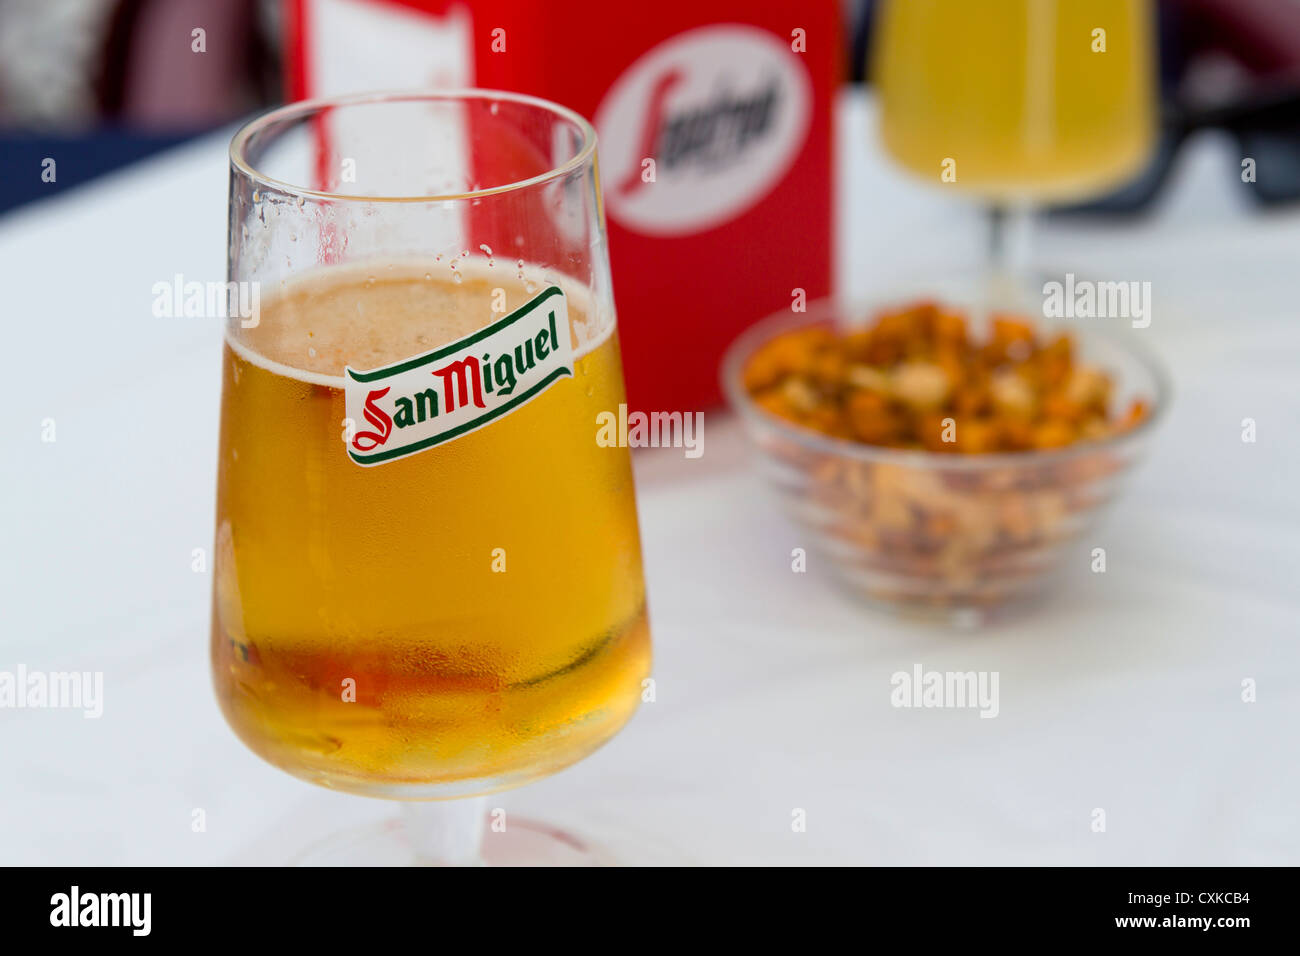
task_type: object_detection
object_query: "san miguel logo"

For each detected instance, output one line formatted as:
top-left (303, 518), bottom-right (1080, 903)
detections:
top-left (594, 25), bottom-right (812, 237)
top-left (344, 287), bottom-right (573, 466)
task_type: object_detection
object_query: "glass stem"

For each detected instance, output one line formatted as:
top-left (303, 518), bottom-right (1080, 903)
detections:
top-left (987, 201), bottom-right (1037, 309)
top-left (402, 797), bottom-right (487, 866)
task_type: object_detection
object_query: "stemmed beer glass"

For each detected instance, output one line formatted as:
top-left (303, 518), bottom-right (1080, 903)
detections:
top-left (873, 0), bottom-right (1158, 291)
top-left (214, 91), bottom-right (652, 864)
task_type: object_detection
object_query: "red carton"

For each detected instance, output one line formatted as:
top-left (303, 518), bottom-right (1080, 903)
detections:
top-left (287, 0), bottom-right (839, 412)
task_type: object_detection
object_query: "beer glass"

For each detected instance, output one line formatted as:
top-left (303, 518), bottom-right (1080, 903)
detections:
top-left (872, 0), bottom-right (1157, 282)
top-left (215, 91), bottom-right (651, 864)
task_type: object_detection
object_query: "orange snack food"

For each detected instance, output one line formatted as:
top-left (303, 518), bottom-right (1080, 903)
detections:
top-left (742, 301), bottom-right (1148, 454)
top-left (734, 301), bottom-right (1161, 614)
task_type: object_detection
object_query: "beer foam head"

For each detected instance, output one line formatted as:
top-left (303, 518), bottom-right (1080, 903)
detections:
top-left (228, 259), bottom-right (612, 387)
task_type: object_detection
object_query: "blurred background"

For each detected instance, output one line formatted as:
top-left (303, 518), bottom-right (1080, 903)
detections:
top-left (5, 0), bottom-right (1300, 213)
top-left (5, 0), bottom-right (1300, 367)
top-left (6, 0), bottom-right (1298, 401)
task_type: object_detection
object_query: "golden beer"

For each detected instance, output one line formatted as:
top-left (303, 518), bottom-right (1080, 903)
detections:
top-left (874, 0), bottom-right (1155, 202)
top-left (212, 265), bottom-right (651, 798)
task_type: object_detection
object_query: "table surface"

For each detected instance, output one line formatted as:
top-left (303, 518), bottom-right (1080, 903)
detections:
top-left (2, 91), bottom-right (1297, 865)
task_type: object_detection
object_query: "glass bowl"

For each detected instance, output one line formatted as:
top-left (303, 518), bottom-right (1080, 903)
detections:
top-left (720, 292), bottom-right (1170, 624)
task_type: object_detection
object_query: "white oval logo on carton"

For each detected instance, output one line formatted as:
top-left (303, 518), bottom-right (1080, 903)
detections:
top-left (594, 25), bottom-right (813, 237)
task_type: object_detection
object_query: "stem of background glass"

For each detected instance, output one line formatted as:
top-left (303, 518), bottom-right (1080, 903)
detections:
top-left (986, 201), bottom-right (1037, 311)
top-left (401, 797), bottom-right (487, 865)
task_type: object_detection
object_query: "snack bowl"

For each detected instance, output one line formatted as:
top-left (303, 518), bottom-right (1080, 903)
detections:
top-left (720, 292), bottom-right (1169, 624)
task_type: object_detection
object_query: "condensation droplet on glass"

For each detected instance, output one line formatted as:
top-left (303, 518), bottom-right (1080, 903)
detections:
top-left (453, 272), bottom-right (463, 284)
top-left (366, 275), bottom-right (375, 286)
top-left (479, 243), bottom-right (493, 257)
top-left (308, 347), bottom-right (318, 358)
top-left (490, 101), bottom-right (500, 115)
top-left (461, 250), bottom-right (469, 258)
top-left (423, 272), bottom-right (431, 281)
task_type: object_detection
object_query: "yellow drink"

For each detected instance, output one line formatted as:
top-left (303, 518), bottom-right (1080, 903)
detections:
top-left (211, 266), bottom-right (651, 798)
top-left (873, 0), bottom-right (1156, 201)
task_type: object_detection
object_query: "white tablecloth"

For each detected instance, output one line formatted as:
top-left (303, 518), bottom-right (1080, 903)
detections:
top-left (2, 91), bottom-right (1297, 865)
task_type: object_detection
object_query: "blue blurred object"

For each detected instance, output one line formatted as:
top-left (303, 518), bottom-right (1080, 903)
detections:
top-left (0, 129), bottom-right (207, 215)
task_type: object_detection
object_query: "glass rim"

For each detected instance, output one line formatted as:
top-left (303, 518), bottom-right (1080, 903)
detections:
top-left (228, 88), bottom-right (598, 204)
top-left (720, 297), bottom-right (1172, 471)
